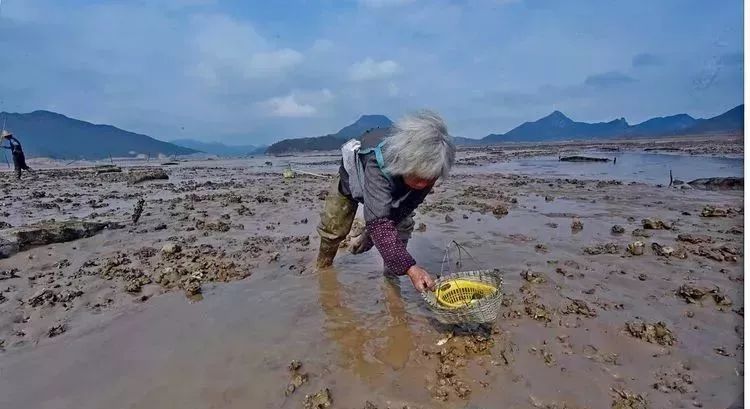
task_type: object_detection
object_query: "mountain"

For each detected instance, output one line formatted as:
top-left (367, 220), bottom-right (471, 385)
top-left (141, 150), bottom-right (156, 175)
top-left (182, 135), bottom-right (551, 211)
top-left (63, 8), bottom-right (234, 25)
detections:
top-left (170, 139), bottom-right (267, 156)
top-left (267, 114), bottom-right (393, 154)
top-left (483, 111), bottom-right (630, 143)
top-left (1, 110), bottom-right (197, 159)
top-left (453, 136), bottom-right (482, 145)
top-left (265, 135), bottom-right (344, 154)
top-left (626, 114), bottom-right (697, 136)
top-left (481, 105), bottom-right (743, 144)
top-left (334, 115), bottom-right (393, 140)
top-left (680, 104), bottom-right (743, 135)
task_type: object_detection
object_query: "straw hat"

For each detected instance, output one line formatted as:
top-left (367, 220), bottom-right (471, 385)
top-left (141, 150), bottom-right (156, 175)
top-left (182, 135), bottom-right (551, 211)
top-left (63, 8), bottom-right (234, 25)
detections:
top-left (0, 130), bottom-right (12, 138)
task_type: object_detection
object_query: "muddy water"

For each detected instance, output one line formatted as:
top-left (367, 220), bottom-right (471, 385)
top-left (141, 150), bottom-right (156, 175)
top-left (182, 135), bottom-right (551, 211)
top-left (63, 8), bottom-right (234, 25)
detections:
top-left (0, 157), bottom-right (744, 408)
top-left (0, 240), bottom-right (436, 408)
top-left (482, 152), bottom-right (743, 184)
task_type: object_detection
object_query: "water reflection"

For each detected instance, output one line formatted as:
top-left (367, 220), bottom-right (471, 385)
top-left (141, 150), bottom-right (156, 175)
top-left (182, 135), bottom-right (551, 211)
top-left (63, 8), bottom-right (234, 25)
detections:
top-left (317, 267), bottom-right (415, 382)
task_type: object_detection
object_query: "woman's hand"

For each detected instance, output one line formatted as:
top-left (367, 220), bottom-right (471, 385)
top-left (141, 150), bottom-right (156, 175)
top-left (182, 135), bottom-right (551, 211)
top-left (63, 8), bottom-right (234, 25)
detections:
top-left (406, 265), bottom-right (435, 293)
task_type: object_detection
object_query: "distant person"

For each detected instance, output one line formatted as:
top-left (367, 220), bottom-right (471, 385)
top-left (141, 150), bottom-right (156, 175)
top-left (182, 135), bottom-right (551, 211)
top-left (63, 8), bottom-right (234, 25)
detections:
top-left (1, 130), bottom-right (35, 180)
top-left (316, 111), bottom-right (456, 293)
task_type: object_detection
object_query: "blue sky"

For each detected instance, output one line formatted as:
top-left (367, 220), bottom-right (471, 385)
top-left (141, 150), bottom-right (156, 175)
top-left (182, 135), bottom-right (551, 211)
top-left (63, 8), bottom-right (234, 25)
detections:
top-left (0, 0), bottom-right (743, 144)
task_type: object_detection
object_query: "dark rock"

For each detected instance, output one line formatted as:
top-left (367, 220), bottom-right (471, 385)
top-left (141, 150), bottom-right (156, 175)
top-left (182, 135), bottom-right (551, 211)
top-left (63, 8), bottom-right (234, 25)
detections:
top-left (132, 198), bottom-right (145, 224)
top-left (13, 220), bottom-right (124, 253)
top-left (687, 177), bottom-right (743, 190)
top-left (47, 323), bottom-right (66, 338)
top-left (0, 237), bottom-right (20, 259)
top-left (562, 298), bottom-right (597, 317)
top-left (95, 166), bottom-right (122, 174)
top-left (611, 388), bottom-right (648, 409)
top-left (676, 284), bottom-right (710, 303)
top-left (631, 228), bottom-right (652, 238)
top-left (625, 320), bottom-right (676, 346)
top-left (559, 156), bottom-right (610, 162)
top-left (303, 388), bottom-right (332, 409)
top-left (583, 243), bottom-right (619, 255)
top-left (677, 234), bottom-right (712, 244)
top-left (642, 218), bottom-right (671, 230)
top-left (521, 270), bottom-right (546, 284)
top-left (700, 205), bottom-right (729, 217)
top-left (571, 218), bottom-right (583, 232)
top-left (127, 168), bottom-right (168, 184)
top-left (492, 204), bottom-right (508, 217)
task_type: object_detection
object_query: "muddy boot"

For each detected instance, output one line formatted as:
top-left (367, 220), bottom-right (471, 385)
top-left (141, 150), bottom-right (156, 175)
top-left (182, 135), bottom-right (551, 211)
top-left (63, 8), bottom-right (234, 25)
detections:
top-left (316, 175), bottom-right (357, 269)
top-left (316, 240), bottom-right (339, 269)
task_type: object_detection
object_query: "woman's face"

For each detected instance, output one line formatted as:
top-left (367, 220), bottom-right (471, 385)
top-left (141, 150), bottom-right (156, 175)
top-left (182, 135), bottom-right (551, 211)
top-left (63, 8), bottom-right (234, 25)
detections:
top-left (403, 175), bottom-right (436, 190)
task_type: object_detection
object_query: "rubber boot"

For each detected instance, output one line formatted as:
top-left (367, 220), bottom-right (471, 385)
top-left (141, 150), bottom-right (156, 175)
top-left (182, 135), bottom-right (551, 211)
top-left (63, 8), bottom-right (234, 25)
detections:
top-left (316, 240), bottom-right (340, 269)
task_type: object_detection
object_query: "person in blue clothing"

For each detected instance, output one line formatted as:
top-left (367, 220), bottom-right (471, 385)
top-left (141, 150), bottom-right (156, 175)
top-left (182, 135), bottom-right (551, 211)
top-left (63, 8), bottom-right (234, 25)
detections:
top-left (2, 130), bottom-right (35, 180)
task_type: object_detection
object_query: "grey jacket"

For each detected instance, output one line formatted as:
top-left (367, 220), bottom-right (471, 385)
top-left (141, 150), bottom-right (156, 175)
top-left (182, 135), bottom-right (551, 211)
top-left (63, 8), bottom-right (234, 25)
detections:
top-left (338, 128), bottom-right (431, 224)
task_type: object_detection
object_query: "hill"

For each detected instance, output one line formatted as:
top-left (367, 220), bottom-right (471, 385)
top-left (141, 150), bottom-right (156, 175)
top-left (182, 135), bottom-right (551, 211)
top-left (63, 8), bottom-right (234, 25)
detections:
top-left (267, 114), bottom-right (393, 154)
top-left (481, 105), bottom-right (743, 144)
top-left (334, 115), bottom-right (393, 140)
top-left (483, 111), bottom-right (630, 143)
top-left (1, 110), bottom-right (197, 159)
top-left (680, 104), bottom-right (743, 135)
top-left (170, 139), bottom-right (266, 156)
top-left (625, 114), bottom-right (698, 136)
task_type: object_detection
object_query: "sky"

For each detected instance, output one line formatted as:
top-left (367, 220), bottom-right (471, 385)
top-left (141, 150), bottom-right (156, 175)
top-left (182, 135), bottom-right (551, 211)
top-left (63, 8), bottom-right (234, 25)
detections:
top-left (0, 0), bottom-right (743, 145)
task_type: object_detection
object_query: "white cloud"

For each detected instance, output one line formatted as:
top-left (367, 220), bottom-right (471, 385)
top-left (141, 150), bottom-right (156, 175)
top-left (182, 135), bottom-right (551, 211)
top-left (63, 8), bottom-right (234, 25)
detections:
top-left (358, 0), bottom-right (416, 8)
top-left (260, 89), bottom-right (334, 118)
top-left (190, 14), bottom-right (302, 83)
top-left (349, 58), bottom-right (401, 81)
top-left (262, 94), bottom-right (317, 117)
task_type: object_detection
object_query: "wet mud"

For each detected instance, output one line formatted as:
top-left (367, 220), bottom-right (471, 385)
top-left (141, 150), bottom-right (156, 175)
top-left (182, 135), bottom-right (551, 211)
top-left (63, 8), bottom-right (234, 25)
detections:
top-left (0, 142), bottom-right (744, 409)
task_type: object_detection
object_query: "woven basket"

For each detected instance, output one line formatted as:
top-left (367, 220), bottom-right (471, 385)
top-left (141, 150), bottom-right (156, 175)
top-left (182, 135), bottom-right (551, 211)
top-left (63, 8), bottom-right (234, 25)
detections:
top-left (422, 269), bottom-right (503, 325)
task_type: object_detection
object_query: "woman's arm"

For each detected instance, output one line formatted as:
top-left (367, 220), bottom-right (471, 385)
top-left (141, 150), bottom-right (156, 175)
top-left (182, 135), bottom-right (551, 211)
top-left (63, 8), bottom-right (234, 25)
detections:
top-left (362, 156), bottom-right (416, 276)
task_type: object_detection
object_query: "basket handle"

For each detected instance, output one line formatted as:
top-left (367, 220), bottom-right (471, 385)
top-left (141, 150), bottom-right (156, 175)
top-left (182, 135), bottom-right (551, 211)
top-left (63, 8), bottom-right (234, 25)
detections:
top-left (439, 240), bottom-right (485, 277)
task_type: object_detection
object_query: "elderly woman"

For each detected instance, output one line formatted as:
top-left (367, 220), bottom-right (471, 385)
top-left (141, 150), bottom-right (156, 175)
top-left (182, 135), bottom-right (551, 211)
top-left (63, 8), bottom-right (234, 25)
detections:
top-left (316, 111), bottom-right (456, 292)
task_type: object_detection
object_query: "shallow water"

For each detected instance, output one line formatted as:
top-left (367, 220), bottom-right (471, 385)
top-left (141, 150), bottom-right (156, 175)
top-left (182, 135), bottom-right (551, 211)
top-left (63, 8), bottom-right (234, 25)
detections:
top-left (481, 152), bottom-right (743, 185)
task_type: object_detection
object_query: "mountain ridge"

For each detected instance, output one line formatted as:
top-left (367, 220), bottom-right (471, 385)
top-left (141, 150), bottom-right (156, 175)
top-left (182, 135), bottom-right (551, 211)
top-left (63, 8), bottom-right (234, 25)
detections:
top-left (1, 110), bottom-right (197, 159)
top-left (3, 105), bottom-right (742, 158)
top-left (481, 104), bottom-right (741, 144)
top-left (266, 114), bottom-right (393, 154)
top-left (266, 104), bottom-right (742, 154)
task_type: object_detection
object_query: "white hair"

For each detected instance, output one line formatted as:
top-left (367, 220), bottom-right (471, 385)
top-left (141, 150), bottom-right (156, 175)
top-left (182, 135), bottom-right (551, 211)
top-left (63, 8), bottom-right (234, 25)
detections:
top-left (381, 110), bottom-right (455, 180)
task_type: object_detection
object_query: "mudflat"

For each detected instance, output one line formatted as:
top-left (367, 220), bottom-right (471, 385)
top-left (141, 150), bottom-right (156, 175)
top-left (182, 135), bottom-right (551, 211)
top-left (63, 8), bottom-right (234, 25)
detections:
top-left (0, 139), bottom-right (743, 409)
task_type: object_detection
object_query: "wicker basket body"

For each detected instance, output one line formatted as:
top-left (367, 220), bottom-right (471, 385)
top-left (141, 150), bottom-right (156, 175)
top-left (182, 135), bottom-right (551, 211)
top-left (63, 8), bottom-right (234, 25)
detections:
top-left (422, 269), bottom-right (503, 325)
